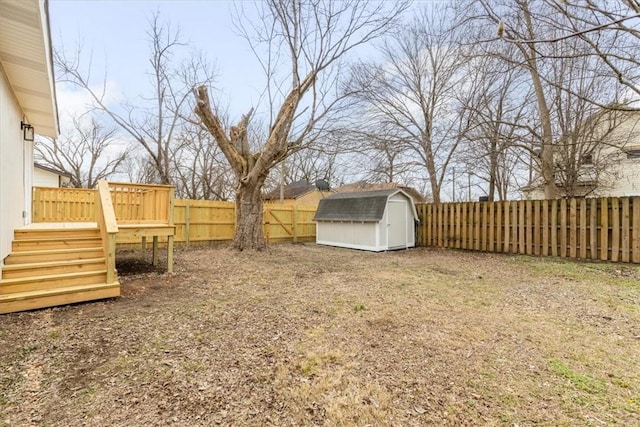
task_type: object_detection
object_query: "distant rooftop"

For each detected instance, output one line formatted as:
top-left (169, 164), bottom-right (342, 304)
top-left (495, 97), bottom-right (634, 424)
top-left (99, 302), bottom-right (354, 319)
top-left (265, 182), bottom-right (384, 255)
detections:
top-left (264, 180), bottom-right (328, 200)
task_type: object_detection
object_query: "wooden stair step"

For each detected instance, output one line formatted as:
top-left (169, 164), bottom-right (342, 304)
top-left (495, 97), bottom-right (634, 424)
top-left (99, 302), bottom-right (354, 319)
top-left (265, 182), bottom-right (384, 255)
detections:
top-left (14, 227), bottom-right (99, 240)
top-left (3, 247), bottom-right (104, 264)
top-left (0, 282), bottom-right (120, 314)
top-left (1, 258), bottom-right (106, 279)
top-left (12, 237), bottom-right (103, 251)
top-left (0, 270), bottom-right (109, 295)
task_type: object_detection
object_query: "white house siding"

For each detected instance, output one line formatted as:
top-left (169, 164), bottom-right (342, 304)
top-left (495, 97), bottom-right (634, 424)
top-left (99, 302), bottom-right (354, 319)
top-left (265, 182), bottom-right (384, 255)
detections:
top-left (316, 222), bottom-right (380, 251)
top-left (524, 113), bottom-right (640, 199)
top-left (597, 156), bottom-right (640, 197)
top-left (0, 65), bottom-right (27, 265)
top-left (33, 166), bottom-right (60, 187)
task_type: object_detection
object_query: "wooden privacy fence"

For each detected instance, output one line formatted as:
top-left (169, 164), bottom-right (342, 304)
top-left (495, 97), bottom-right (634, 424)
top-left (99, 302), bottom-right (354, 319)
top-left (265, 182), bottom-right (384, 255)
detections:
top-left (416, 197), bottom-right (640, 263)
top-left (133, 200), bottom-right (317, 246)
top-left (32, 187), bottom-right (317, 245)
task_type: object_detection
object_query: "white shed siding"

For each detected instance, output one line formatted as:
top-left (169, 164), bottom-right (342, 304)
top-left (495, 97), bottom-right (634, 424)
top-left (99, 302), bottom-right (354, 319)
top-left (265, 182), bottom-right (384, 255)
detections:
top-left (316, 222), bottom-right (380, 251)
top-left (379, 209), bottom-right (387, 248)
top-left (0, 65), bottom-right (27, 265)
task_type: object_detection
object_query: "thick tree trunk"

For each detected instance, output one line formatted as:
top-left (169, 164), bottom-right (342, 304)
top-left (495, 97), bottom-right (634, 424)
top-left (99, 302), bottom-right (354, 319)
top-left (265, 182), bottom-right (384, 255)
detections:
top-left (488, 135), bottom-right (498, 202)
top-left (233, 177), bottom-right (267, 251)
top-left (422, 135), bottom-right (441, 204)
top-left (522, 1), bottom-right (557, 199)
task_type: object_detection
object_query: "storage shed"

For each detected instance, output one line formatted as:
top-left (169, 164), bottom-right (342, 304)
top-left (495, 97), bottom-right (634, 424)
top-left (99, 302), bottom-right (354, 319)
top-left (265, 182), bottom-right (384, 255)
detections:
top-left (314, 189), bottom-right (418, 251)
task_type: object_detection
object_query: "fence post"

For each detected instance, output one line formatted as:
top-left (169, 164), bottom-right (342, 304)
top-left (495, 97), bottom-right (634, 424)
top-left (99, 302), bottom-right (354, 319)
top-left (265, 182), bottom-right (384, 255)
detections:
top-left (185, 202), bottom-right (191, 248)
top-left (292, 205), bottom-right (298, 243)
top-left (611, 198), bottom-right (620, 262)
top-left (622, 197), bottom-right (630, 263)
top-left (600, 198), bottom-right (609, 261)
top-left (633, 198), bottom-right (640, 263)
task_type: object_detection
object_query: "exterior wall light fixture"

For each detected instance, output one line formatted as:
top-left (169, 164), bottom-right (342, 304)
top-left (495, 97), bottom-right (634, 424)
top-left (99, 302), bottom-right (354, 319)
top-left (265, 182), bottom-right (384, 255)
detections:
top-left (21, 121), bottom-right (34, 141)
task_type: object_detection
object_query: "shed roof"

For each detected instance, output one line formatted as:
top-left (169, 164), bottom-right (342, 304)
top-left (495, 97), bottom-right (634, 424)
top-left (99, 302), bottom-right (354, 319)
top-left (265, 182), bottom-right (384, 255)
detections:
top-left (314, 189), bottom-right (411, 222)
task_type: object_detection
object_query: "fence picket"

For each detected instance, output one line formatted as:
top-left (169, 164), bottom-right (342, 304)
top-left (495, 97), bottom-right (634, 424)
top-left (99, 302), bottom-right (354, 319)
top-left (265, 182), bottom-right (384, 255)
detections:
top-left (542, 200), bottom-right (549, 256)
top-left (550, 200), bottom-right (558, 257)
top-left (570, 198), bottom-right (577, 258)
top-left (601, 198), bottom-right (609, 261)
top-left (590, 198), bottom-right (598, 260)
top-left (560, 199), bottom-right (567, 258)
top-left (580, 199), bottom-right (587, 259)
top-left (525, 200), bottom-right (532, 254)
top-left (488, 203), bottom-right (495, 252)
top-left (496, 202), bottom-right (503, 252)
top-left (503, 202), bottom-right (510, 253)
top-left (612, 199), bottom-right (620, 262)
top-left (622, 198), bottom-right (630, 263)
top-left (633, 198), bottom-right (640, 263)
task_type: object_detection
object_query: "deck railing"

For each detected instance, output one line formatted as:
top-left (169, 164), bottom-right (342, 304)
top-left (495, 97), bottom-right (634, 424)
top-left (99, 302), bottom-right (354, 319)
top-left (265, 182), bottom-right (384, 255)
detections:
top-left (32, 187), bottom-right (95, 222)
top-left (33, 182), bottom-right (175, 225)
top-left (107, 182), bottom-right (174, 224)
top-left (95, 180), bottom-right (118, 284)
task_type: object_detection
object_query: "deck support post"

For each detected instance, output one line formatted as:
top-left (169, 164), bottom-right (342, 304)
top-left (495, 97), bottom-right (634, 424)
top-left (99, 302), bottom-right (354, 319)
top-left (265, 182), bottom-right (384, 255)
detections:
top-left (141, 236), bottom-right (147, 250)
top-left (152, 236), bottom-right (159, 266)
top-left (167, 235), bottom-right (174, 273)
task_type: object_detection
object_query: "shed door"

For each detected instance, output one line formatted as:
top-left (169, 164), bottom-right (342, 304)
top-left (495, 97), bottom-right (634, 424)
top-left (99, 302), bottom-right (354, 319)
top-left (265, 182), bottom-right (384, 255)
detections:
top-left (387, 200), bottom-right (407, 249)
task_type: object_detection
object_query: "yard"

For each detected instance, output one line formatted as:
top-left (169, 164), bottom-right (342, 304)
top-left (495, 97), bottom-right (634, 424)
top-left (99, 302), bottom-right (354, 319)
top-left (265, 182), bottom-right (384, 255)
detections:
top-left (1, 244), bottom-right (639, 426)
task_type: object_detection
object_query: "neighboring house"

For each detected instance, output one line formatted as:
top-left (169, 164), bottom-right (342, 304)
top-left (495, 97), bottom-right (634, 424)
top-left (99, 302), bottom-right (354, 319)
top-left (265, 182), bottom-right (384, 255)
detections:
top-left (0, 0), bottom-right (59, 265)
top-left (264, 180), bottom-right (334, 206)
top-left (34, 163), bottom-right (71, 187)
top-left (335, 181), bottom-right (427, 204)
top-left (523, 110), bottom-right (640, 199)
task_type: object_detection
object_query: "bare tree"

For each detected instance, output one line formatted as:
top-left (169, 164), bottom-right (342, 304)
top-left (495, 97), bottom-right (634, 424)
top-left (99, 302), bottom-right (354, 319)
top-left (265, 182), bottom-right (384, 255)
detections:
top-left (547, 48), bottom-right (631, 197)
top-left (473, 0), bottom-right (564, 199)
top-left (36, 116), bottom-right (127, 188)
top-left (509, 1), bottom-right (640, 102)
top-left (473, 0), bottom-right (640, 199)
top-left (172, 123), bottom-right (235, 200)
top-left (194, 0), bottom-right (407, 250)
top-left (456, 54), bottom-right (534, 201)
top-left (347, 6), bottom-right (466, 204)
top-left (55, 12), bottom-right (216, 185)
top-left (343, 126), bottom-right (416, 185)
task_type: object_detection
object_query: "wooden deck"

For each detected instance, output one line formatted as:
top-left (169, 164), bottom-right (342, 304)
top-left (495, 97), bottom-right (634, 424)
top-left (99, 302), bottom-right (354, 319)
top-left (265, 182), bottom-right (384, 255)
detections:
top-left (0, 181), bottom-right (175, 314)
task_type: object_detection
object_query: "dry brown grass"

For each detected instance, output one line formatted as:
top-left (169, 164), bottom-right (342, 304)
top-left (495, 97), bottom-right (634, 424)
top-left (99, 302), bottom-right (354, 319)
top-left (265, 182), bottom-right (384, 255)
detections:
top-left (1, 244), bottom-right (639, 426)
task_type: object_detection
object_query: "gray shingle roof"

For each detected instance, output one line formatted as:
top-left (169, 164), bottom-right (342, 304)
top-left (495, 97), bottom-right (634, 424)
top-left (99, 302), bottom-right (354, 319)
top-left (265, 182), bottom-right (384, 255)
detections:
top-left (313, 189), bottom-right (399, 222)
top-left (264, 180), bottom-right (315, 200)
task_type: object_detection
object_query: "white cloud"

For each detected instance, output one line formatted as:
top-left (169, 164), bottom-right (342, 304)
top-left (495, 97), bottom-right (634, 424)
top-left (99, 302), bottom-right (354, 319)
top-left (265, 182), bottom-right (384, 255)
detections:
top-left (55, 80), bottom-right (124, 131)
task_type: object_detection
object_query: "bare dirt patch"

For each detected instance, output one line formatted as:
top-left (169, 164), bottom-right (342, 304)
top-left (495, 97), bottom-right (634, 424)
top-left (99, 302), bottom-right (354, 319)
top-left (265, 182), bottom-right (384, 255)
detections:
top-left (1, 244), bottom-right (639, 426)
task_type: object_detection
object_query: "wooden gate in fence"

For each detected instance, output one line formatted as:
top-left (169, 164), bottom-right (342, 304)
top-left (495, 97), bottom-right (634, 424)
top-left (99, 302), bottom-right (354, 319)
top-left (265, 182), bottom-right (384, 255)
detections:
top-left (416, 197), bottom-right (640, 263)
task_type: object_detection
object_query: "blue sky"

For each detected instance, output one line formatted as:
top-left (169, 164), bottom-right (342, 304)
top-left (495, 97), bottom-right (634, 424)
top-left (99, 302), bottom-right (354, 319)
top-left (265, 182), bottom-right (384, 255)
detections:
top-left (50, 0), bottom-right (266, 120)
